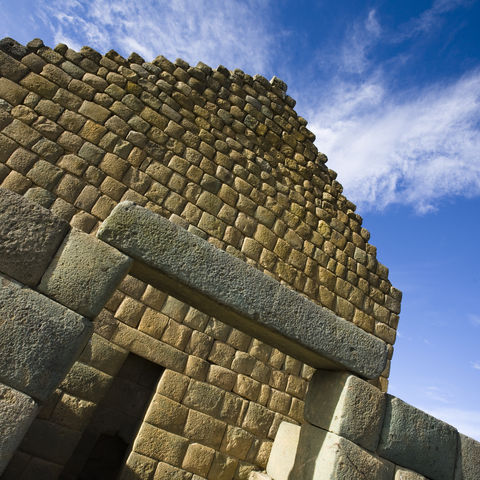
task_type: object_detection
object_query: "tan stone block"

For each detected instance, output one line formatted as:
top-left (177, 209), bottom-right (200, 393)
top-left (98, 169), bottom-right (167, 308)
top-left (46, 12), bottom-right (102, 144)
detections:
top-left (141, 284), bottom-right (168, 310)
top-left (134, 422), bottom-right (189, 466)
top-left (79, 100), bottom-right (111, 123)
top-left (138, 308), bottom-right (169, 339)
top-left (50, 392), bottom-right (96, 431)
top-left (110, 322), bottom-right (188, 373)
top-left (269, 371), bottom-right (287, 391)
top-left (207, 365), bottom-right (237, 391)
top-left (183, 409), bottom-right (227, 449)
top-left (99, 152), bottom-right (129, 180)
top-left (184, 307), bottom-right (210, 331)
top-left (208, 341), bottom-right (235, 368)
top-left (183, 443), bottom-right (215, 477)
top-left (234, 375), bottom-right (261, 402)
top-left (141, 106), bottom-right (168, 129)
top-left (268, 389), bottom-right (291, 415)
top-left (208, 451), bottom-right (238, 480)
top-left (3, 119), bottom-right (41, 148)
top-left (119, 451), bottom-right (157, 480)
top-left (79, 119), bottom-right (107, 143)
top-left (220, 391), bottom-right (245, 425)
top-left (286, 375), bottom-right (307, 398)
top-left (256, 440), bottom-right (273, 469)
top-left (242, 403), bottom-right (275, 437)
top-left (288, 398), bottom-right (305, 423)
top-left (153, 462), bottom-right (192, 479)
top-left (353, 310), bottom-right (375, 333)
top-left (249, 340), bottom-right (272, 363)
top-left (20, 72), bottom-right (57, 98)
top-left (116, 296), bottom-right (145, 328)
top-left (375, 321), bottom-right (397, 344)
top-left (185, 355), bottom-right (209, 381)
top-left (79, 333), bottom-right (127, 376)
top-left (186, 330), bottom-right (214, 359)
top-left (91, 195), bottom-right (116, 220)
top-left (0, 77), bottom-right (28, 105)
top-left (221, 425), bottom-right (254, 459)
top-left (157, 370), bottom-right (190, 402)
top-left (251, 362), bottom-right (271, 384)
top-left (227, 329), bottom-right (252, 352)
top-left (183, 379), bottom-right (225, 416)
top-left (162, 320), bottom-right (192, 350)
top-left (145, 393), bottom-right (188, 434)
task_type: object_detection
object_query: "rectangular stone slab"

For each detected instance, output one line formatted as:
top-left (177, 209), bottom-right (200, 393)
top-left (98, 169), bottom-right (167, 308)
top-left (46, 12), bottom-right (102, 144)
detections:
top-left (97, 202), bottom-right (388, 379)
top-left (0, 274), bottom-right (92, 401)
top-left (378, 396), bottom-right (458, 480)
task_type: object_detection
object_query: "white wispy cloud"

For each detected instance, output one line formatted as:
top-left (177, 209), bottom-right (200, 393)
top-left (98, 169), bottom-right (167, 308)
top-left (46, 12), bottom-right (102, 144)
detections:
top-left (303, 4), bottom-right (480, 213)
top-left (471, 362), bottom-right (480, 370)
top-left (35, 0), bottom-right (276, 74)
top-left (424, 385), bottom-right (453, 404)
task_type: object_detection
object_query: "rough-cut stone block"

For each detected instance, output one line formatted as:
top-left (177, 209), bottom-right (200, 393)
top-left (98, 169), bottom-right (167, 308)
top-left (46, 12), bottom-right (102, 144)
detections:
top-left (0, 187), bottom-right (69, 286)
top-left (266, 421), bottom-right (300, 480)
top-left (455, 434), bottom-right (480, 480)
top-left (38, 229), bottom-right (132, 318)
top-left (304, 370), bottom-right (385, 451)
top-left (98, 202), bottom-right (388, 379)
top-left (395, 467), bottom-right (428, 479)
top-left (119, 452), bottom-right (157, 480)
top-left (290, 424), bottom-right (394, 480)
top-left (0, 275), bottom-right (92, 401)
top-left (0, 383), bottom-right (39, 474)
top-left (378, 396), bottom-right (458, 480)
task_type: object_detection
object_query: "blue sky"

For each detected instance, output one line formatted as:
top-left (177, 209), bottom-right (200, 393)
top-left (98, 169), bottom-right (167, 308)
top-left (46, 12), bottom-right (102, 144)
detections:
top-left (2, 0), bottom-right (480, 439)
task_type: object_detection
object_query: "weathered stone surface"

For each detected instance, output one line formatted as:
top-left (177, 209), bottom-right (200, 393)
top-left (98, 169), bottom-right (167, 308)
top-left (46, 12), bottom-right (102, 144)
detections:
top-left (266, 421), bottom-right (300, 480)
top-left (98, 202), bottom-right (388, 378)
top-left (290, 425), bottom-right (394, 480)
top-left (0, 383), bottom-right (38, 474)
top-left (0, 275), bottom-right (92, 401)
top-left (455, 434), bottom-right (480, 480)
top-left (378, 396), bottom-right (458, 480)
top-left (0, 187), bottom-right (69, 286)
top-left (119, 452), bottom-right (157, 480)
top-left (304, 370), bottom-right (385, 451)
top-left (39, 229), bottom-right (132, 317)
top-left (395, 467), bottom-right (428, 479)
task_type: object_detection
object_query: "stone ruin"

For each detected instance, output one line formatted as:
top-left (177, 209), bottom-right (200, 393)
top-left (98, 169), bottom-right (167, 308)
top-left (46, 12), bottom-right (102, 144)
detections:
top-left (0, 37), bottom-right (478, 479)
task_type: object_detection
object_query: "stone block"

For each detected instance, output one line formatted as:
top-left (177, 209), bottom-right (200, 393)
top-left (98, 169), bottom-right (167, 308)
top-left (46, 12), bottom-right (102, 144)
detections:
top-left (119, 451), bottom-right (157, 480)
top-left (183, 409), bottom-right (227, 449)
top-left (455, 434), bottom-right (480, 480)
top-left (19, 418), bottom-right (82, 464)
top-left (0, 187), bottom-right (69, 286)
top-left (378, 396), bottom-right (458, 480)
top-left (0, 384), bottom-right (39, 474)
top-left (39, 229), bottom-right (132, 318)
top-left (395, 467), bottom-right (428, 479)
top-left (78, 333), bottom-right (128, 376)
top-left (133, 422), bottom-right (189, 466)
top-left (0, 275), bottom-right (92, 401)
top-left (97, 202), bottom-right (388, 379)
top-left (59, 361), bottom-right (113, 403)
top-left (290, 424), bottom-right (394, 480)
top-left (266, 421), bottom-right (300, 480)
top-left (144, 393), bottom-right (188, 434)
top-left (182, 443), bottom-right (215, 476)
top-left (304, 370), bottom-right (385, 451)
top-left (183, 379), bottom-right (225, 417)
top-left (154, 462), bottom-right (192, 480)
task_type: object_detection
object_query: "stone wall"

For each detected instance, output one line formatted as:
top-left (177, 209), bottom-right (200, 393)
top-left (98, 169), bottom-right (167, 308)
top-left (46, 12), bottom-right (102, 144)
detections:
top-left (0, 36), bottom-right (402, 479)
top-left (267, 369), bottom-right (480, 480)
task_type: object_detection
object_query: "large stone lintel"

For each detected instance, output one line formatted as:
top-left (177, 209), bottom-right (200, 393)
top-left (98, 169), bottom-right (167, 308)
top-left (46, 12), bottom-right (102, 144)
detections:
top-left (98, 202), bottom-right (388, 379)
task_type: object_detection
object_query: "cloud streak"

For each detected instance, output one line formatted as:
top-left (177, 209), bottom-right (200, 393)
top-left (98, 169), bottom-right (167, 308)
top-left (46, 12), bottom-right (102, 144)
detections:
top-left (36, 0), bottom-right (276, 74)
top-left (303, 5), bottom-right (480, 213)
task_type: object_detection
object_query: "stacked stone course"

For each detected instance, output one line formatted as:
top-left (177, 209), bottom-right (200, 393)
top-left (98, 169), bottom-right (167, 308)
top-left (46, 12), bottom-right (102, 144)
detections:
top-left (0, 36), bottom-right (401, 478)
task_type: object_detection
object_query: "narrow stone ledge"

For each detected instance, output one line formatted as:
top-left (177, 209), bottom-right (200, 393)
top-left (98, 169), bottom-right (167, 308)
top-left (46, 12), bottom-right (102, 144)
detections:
top-left (378, 396), bottom-right (458, 480)
top-left (304, 370), bottom-right (385, 451)
top-left (0, 274), bottom-right (92, 401)
top-left (98, 202), bottom-right (388, 379)
top-left (0, 383), bottom-right (39, 474)
top-left (38, 229), bottom-right (133, 318)
top-left (395, 467), bottom-right (428, 479)
top-left (290, 424), bottom-right (394, 480)
top-left (0, 187), bottom-right (70, 286)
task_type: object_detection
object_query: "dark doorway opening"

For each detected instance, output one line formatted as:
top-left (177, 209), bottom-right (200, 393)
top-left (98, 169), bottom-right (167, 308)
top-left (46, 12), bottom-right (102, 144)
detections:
top-left (61, 354), bottom-right (164, 479)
